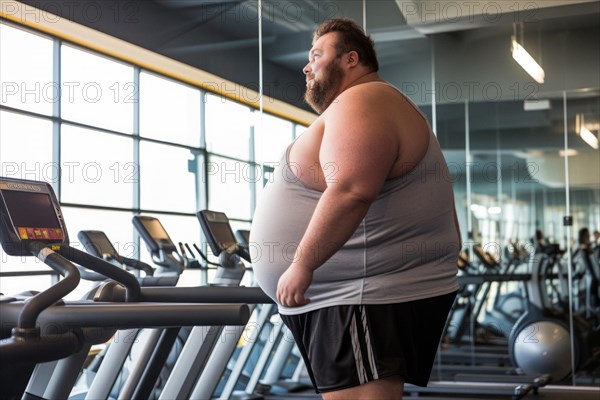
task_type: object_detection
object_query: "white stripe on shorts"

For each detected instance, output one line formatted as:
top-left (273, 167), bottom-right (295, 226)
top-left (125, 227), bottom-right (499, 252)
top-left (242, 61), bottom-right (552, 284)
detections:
top-left (360, 305), bottom-right (379, 379)
top-left (350, 312), bottom-right (368, 384)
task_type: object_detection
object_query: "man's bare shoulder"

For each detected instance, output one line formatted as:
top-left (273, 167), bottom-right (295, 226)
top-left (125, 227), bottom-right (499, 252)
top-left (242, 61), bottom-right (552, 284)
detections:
top-left (324, 81), bottom-right (405, 128)
top-left (319, 81), bottom-right (403, 157)
top-left (322, 80), bottom-right (429, 172)
top-left (333, 82), bottom-right (404, 111)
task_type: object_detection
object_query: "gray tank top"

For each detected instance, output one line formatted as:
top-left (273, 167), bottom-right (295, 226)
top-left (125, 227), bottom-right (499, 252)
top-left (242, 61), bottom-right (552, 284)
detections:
top-left (250, 85), bottom-right (460, 315)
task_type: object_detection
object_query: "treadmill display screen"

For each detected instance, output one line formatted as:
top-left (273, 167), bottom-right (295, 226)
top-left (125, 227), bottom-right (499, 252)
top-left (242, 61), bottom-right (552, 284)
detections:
top-left (133, 216), bottom-right (176, 253)
top-left (2, 190), bottom-right (64, 241)
top-left (211, 222), bottom-right (236, 251)
top-left (197, 210), bottom-right (236, 254)
top-left (80, 231), bottom-right (118, 258)
top-left (140, 218), bottom-right (171, 242)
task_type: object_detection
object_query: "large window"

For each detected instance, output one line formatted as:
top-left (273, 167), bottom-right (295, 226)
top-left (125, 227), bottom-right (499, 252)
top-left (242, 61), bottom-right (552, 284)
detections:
top-left (139, 142), bottom-right (197, 212)
top-left (139, 72), bottom-right (201, 147)
top-left (206, 155), bottom-right (253, 220)
top-left (61, 125), bottom-right (135, 208)
top-left (254, 113), bottom-right (294, 165)
top-left (0, 21), bottom-right (299, 291)
top-left (61, 44), bottom-right (134, 134)
top-left (205, 93), bottom-right (252, 160)
top-left (0, 24), bottom-right (54, 116)
top-left (0, 111), bottom-right (54, 183)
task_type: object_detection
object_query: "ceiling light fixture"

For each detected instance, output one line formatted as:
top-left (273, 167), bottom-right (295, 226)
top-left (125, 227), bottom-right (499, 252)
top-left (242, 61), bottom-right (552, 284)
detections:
top-left (523, 99), bottom-right (550, 111)
top-left (511, 23), bottom-right (545, 84)
top-left (511, 37), bottom-right (545, 84)
top-left (579, 126), bottom-right (599, 150)
top-left (576, 114), bottom-right (599, 149)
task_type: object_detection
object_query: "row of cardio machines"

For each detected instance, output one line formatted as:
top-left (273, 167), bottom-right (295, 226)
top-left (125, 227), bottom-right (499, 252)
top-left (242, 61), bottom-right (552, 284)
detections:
top-left (2, 176), bottom-right (599, 400)
top-left (0, 177), bottom-right (308, 400)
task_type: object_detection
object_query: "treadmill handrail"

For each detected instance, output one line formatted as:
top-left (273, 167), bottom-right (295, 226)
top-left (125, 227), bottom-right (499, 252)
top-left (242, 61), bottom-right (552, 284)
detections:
top-left (1, 331), bottom-right (82, 366)
top-left (121, 256), bottom-right (155, 276)
top-left (1, 302), bottom-right (250, 329)
top-left (57, 245), bottom-right (142, 302)
top-left (93, 285), bottom-right (274, 304)
top-left (141, 286), bottom-right (273, 304)
top-left (19, 242), bottom-right (80, 330)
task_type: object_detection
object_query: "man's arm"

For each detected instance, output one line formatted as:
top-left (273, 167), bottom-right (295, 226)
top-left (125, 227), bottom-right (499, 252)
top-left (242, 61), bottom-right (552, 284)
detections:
top-left (276, 86), bottom-right (400, 307)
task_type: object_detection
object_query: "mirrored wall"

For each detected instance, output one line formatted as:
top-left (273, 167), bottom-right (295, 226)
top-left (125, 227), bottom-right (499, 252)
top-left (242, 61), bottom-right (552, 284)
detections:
top-left (306, 0), bottom-right (600, 388)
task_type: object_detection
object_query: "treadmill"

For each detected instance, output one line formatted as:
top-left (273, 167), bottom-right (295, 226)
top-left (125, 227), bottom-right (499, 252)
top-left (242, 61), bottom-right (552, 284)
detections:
top-left (0, 177), bottom-right (250, 400)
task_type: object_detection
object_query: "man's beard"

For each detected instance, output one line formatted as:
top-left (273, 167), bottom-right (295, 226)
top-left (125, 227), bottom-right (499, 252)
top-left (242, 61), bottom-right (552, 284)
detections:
top-left (304, 59), bottom-right (344, 114)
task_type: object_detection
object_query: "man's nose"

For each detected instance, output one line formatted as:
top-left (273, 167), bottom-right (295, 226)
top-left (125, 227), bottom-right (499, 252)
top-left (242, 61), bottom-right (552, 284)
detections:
top-left (303, 62), bottom-right (311, 75)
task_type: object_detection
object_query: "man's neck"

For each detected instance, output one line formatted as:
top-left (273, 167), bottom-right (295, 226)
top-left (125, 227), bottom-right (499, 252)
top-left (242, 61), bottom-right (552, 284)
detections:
top-left (319, 71), bottom-right (382, 114)
top-left (343, 71), bottom-right (382, 91)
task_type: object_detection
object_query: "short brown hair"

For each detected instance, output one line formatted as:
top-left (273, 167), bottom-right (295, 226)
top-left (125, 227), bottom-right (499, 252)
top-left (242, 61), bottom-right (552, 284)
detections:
top-left (313, 18), bottom-right (379, 72)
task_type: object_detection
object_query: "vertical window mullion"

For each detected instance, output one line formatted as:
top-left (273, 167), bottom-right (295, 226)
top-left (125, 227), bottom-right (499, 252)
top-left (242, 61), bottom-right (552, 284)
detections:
top-left (133, 66), bottom-right (141, 258)
top-left (249, 122), bottom-right (256, 214)
top-left (53, 39), bottom-right (61, 200)
top-left (198, 90), bottom-right (207, 212)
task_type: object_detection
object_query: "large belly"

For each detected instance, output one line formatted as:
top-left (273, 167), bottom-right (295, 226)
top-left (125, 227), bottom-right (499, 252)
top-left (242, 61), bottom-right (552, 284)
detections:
top-left (249, 172), bottom-right (318, 301)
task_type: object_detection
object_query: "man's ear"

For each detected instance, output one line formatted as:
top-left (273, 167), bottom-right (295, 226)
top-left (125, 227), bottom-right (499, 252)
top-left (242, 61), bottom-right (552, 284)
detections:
top-left (346, 50), bottom-right (360, 67)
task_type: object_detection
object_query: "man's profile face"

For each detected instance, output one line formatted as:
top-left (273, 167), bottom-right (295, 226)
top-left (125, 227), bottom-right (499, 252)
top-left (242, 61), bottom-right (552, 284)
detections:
top-left (303, 33), bottom-right (345, 114)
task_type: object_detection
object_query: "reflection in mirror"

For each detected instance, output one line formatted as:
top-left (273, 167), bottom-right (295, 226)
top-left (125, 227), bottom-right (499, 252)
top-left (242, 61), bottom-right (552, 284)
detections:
top-left (448, 92), bottom-right (599, 386)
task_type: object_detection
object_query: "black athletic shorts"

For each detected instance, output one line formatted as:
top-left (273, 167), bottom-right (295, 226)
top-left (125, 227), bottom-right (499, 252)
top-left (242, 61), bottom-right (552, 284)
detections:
top-left (280, 291), bottom-right (457, 393)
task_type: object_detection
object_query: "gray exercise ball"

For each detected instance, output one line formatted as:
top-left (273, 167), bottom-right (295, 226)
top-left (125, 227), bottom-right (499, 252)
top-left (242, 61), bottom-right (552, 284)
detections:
top-left (513, 320), bottom-right (573, 382)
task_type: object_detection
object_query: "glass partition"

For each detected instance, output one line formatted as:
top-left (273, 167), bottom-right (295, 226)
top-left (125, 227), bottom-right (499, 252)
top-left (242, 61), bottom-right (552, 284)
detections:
top-left (446, 90), bottom-right (599, 385)
top-left (407, 11), bottom-right (599, 388)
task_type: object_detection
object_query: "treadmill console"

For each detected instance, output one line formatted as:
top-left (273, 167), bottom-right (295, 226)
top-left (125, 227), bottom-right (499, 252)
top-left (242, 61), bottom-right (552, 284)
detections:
top-left (133, 216), bottom-right (177, 254)
top-left (197, 210), bottom-right (237, 256)
top-left (78, 230), bottom-right (120, 260)
top-left (0, 177), bottom-right (68, 256)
